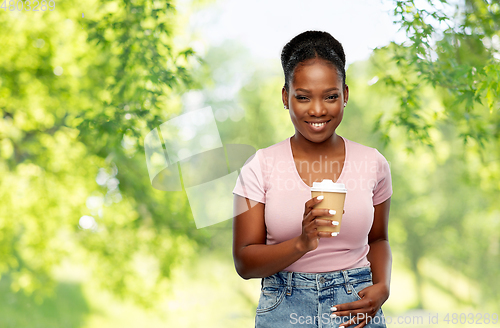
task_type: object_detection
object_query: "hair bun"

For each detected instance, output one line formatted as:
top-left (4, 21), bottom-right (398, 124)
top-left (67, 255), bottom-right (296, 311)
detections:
top-left (281, 30), bottom-right (347, 90)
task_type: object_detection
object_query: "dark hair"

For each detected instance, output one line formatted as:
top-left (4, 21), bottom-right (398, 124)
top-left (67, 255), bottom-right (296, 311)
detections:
top-left (281, 31), bottom-right (346, 91)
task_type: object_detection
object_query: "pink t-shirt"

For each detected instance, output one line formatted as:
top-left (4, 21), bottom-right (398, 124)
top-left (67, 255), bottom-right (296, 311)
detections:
top-left (232, 136), bottom-right (393, 273)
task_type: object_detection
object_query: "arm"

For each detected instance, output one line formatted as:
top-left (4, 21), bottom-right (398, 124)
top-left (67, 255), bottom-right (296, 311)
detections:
top-left (232, 194), bottom-right (336, 279)
top-left (232, 195), bottom-right (306, 279)
top-left (331, 197), bottom-right (392, 328)
top-left (367, 197), bottom-right (392, 296)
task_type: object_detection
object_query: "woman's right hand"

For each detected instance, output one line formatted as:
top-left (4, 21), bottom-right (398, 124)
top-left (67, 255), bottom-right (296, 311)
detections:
top-left (297, 196), bottom-right (340, 252)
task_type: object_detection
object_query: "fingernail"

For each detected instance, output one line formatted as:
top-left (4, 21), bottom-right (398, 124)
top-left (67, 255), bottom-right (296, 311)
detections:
top-left (317, 195), bottom-right (324, 200)
top-left (330, 306), bottom-right (337, 311)
top-left (331, 221), bottom-right (339, 225)
top-left (329, 209), bottom-right (336, 215)
top-left (330, 313), bottom-right (337, 318)
top-left (331, 232), bottom-right (338, 236)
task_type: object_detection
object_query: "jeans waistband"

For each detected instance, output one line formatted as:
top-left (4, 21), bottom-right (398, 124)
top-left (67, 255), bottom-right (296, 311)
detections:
top-left (261, 266), bottom-right (372, 291)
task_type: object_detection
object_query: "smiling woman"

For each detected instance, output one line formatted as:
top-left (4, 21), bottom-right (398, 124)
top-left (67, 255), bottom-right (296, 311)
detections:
top-left (232, 31), bottom-right (393, 328)
top-left (284, 59), bottom-right (347, 143)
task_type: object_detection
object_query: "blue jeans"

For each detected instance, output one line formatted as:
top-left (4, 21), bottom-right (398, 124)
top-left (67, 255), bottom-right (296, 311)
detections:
top-left (255, 266), bottom-right (386, 328)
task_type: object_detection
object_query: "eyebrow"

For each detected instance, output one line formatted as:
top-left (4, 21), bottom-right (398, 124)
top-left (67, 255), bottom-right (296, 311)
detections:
top-left (295, 87), bottom-right (340, 93)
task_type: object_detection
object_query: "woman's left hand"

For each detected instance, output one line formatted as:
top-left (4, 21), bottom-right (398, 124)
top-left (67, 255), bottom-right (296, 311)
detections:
top-left (330, 283), bottom-right (389, 328)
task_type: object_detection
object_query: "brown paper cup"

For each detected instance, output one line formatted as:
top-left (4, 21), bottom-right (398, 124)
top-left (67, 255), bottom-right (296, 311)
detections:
top-left (310, 180), bottom-right (347, 234)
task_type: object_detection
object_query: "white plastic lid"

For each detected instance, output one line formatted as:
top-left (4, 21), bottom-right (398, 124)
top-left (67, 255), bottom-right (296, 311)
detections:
top-left (310, 179), bottom-right (347, 193)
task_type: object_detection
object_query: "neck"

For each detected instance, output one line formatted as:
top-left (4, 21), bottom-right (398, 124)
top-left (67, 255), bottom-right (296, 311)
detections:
top-left (291, 133), bottom-right (343, 158)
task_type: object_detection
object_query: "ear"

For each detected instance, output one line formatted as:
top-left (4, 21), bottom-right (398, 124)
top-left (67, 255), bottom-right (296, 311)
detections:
top-left (282, 86), bottom-right (289, 109)
top-left (343, 84), bottom-right (349, 105)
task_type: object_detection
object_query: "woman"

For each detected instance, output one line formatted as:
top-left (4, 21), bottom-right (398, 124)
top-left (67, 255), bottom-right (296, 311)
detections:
top-left (232, 31), bottom-right (392, 328)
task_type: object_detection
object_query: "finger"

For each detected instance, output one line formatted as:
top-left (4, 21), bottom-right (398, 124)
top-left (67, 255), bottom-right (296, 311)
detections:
top-left (317, 231), bottom-right (337, 238)
top-left (305, 195), bottom-right (324, 213)
top-left (335, 309), bottom-right (368, 320)
top-left (312, 219), bottom-right (340, 238)
top-left (306, 230), bottom-right (320, 241)
top-left (303, 222), bottom-right (337, 239)
top-left (303, 209), bottom-right (318, 225)
top-left (342, 312), bottom-right (370, 328)
top-left (310, 208), bottom-right (337, 217)
top-left (332, 300), bottom-right (368, 317)
top-left (302, 217), bottom-right (316, 231)
top-left (334, 307), bottom-right (368, 318)
top-left (304, 208), bottom-right (334, 226)
top-left (304, 203), bottom-right (330, 219)
top-left (314, 218), bottom-right (339, 227)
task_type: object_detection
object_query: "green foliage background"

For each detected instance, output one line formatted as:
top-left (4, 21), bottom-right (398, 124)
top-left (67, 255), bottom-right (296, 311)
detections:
top-left (0, 0), bottom-right (499, 327)
top-left (0, 0), bottom-right (210, 309)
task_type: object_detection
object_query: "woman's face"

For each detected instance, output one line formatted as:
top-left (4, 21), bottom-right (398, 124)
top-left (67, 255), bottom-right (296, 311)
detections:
top-left (282, 58), bottom-right (348, 143)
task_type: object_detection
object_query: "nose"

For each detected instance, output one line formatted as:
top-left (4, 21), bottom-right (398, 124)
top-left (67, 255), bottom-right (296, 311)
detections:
top-left (307, 99), bottom-right (327, 117)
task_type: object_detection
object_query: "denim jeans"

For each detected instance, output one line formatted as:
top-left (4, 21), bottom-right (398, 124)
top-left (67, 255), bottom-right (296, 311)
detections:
top-left (255, 266), bottom-right (386, 328)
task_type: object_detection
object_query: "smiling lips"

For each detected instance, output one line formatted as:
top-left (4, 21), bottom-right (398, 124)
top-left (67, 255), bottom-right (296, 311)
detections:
top-left (306, 119), bottom-right (331, 131)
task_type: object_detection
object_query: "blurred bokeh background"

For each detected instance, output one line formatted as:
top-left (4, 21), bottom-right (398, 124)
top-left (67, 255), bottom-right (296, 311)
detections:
top-left (1, 0), bottom-right (499, 327)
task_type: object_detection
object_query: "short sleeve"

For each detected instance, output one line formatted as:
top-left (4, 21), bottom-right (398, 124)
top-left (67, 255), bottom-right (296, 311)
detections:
top-left (373, 149), bottom-right (393, 206)
top-left (232, 149), bottom-right (266, 204)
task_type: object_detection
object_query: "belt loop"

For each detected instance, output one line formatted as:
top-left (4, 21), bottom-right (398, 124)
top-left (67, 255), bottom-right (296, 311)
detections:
top-left (286, 271), bottom-right (293, 296)
top-left (341, 270), bottom-right (352, 294)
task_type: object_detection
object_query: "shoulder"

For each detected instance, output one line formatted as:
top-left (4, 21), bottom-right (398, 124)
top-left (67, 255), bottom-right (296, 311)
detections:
top-left (241, 138), bottom-right (290, 169)
top-left (261, 137), bottom-right (290, 153)
top-left (253, 137), bottom-right (290, 161)
top-left (343, 137), bottom-right (391, 173)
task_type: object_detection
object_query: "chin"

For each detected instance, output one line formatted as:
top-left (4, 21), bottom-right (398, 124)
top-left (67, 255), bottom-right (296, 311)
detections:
top-left (304, 132), bottom-right (334, 142)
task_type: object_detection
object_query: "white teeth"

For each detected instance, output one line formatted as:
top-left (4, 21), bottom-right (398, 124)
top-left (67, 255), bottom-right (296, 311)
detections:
top-left (309, 122), bottom-right (326, 127)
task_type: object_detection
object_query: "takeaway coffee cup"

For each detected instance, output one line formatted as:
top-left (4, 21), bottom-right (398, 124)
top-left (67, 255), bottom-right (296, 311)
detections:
top-left (310, 179), bottom-right (347, 235)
